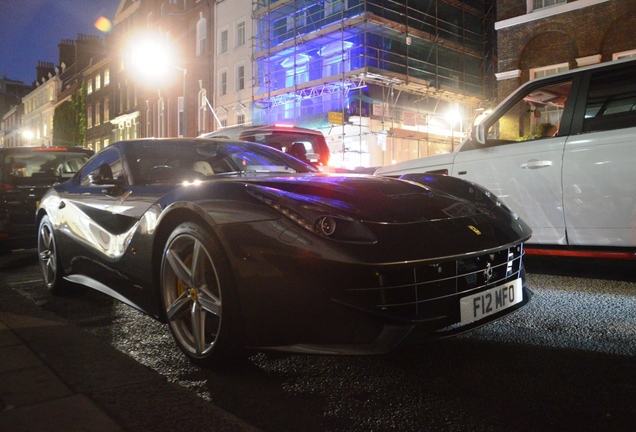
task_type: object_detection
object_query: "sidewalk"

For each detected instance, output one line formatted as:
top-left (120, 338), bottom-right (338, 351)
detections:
top-left (0, 274), bottom-right (259, 432)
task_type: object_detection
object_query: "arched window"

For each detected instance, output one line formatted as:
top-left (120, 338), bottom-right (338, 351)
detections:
top-left (196, 17), bottom-right (207, 56)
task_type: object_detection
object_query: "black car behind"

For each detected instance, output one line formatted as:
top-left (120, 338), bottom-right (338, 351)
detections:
top-left (0, 146), bottom-right (93, 254)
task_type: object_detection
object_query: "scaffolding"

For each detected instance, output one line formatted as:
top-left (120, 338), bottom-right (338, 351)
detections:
top-left (251, 0), bottom-right (493, 168)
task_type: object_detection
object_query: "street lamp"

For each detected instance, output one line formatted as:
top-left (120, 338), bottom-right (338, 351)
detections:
top-left (130, 35), bottom-right (187, 137)
top-left (22, 130), bottom-right (50, 147)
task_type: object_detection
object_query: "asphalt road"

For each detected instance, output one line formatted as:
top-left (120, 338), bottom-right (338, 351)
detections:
top-left (2, 252), bottom-right (635, 432)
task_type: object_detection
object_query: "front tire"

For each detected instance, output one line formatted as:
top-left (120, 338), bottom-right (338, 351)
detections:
top-left (160, 222), bottom-right (240, 364)
top-left (37, 215), bottom-right (68, 295)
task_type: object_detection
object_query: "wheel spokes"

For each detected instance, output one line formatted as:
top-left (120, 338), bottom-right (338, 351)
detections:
top-left (38, 226), bottom-right (56, 285)
top-left (163, 233), bottom-right (223, 358)
top-left (166, 290), bottom-right (193, 321)
top-left (191, 301), bottom-right (207, 354)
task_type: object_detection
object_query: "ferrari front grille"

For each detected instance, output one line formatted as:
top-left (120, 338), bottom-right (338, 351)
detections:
top-left (340, 244), bottom-right (524, 322)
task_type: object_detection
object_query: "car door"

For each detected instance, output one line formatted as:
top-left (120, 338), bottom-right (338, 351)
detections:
top-left (562, 61), bottom-right (636, 247)
top-left (451, 75), bottom-right (579, 245)
top-left (55, 148), bottom-right (126, 275)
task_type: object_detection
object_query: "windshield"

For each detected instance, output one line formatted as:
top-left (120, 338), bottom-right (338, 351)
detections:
top-left (129, 140), bottom-right (319, 185)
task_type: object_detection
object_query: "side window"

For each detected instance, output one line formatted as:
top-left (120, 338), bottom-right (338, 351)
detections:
top-left (79, 149), bottom-right (125, 186)
top-left (477, 79), bottom-right (573, 148)
top-left (582, 65), bottom-right (636, 133)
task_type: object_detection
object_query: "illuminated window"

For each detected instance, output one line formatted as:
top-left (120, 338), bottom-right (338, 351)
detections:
top-left (87, 105), bottom-right (93, 129)
top-left (95, 102), bottom-right (101, 126)
top-left (95, 74), bottom-right (101, 91)
top-left (104, 69), bottom-right (110, 86)
top-left (87, 79), bottom-right (93, 95)
top-left (104, 97), bottom-right (110, 122)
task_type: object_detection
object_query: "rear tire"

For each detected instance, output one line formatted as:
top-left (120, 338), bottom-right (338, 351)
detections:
top-left (37, 215), bottom-right (69, 295)
top-left (160, 222), bottom-right (242, 365)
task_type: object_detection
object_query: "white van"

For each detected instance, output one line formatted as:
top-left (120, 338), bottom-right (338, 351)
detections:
top-left (376, 58), bottom-right (636, 258)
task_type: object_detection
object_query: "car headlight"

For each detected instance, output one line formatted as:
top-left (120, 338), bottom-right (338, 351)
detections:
top-left (246, 184), bottom-right (377, 244)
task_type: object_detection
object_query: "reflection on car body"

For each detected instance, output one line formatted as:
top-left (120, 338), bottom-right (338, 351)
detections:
top-left (376, 58), bottom-right (636, 257)
top-left (37, 138), bottom-right (532, 365)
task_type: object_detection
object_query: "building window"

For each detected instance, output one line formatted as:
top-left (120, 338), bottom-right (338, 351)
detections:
top-left (613, 50), bottom-right (636, 60)
top-left (236, 113), bottom-right (245, 125)
top-left (196, 17), bottom-right (207, 56)
top-left (530, 0), bottom-right (566, 12)
top-left (219, 28), bottom-right (228, 54)
top-left (529, 63), bottom-right (569, 131)
top-left (87, 105), bottom-right (93, 129)
top-left (158, 98), bottom-right (165, 138)
top-left (288, 10), bottom-right (306, 32)
top-left (95, 102), bottom-right (101, 126)
top-left (530, 63), bottom-right (568, 80)
top-left (219, 70), bottom-right (227, 96)
top-left (236, 20), bottom-right (246, 47)
top-left (104, 69), bottom-right (110, 86)
top-left (236, 64), bottom-right (245, 91)
top-left (178, 96), bottom-right (185, 137)
top-left (146, 107), bottom-right (151, 138)
top-left (325, 0), bottom-right (345, 16)
top-left (198, 90), bottom-right (207, 134)
top-left (104, 97), bottom-right (110, 122)
top-left (95, 74), bottom-right (101, 91)
top-left (87, 79), bottom-right (93, 95)
top-left (103, 138), bottom-right (109, 148)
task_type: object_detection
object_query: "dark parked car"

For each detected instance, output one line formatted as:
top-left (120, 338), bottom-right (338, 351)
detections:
top-left (0, 146), bottom-right (93, 254)
top-left (36, 138), bottom-right (532, 365)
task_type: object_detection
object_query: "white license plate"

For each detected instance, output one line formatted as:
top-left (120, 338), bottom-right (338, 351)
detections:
top-left (460, 278), bottom-right (523, 325)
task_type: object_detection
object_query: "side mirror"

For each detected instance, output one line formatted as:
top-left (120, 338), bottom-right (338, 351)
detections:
top-left (473, 124), bottom-right (486, 145)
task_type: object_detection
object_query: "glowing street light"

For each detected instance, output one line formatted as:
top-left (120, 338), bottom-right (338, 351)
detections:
top-left (128, 33), bottom-right (187, 137)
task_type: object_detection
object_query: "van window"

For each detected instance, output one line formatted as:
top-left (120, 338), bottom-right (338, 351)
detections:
top-left (582, 64), bottom-right (636, 133)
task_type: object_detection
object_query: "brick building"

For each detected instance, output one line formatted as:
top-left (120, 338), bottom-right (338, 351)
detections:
top-left (494, 0), bottom-right (636, 107)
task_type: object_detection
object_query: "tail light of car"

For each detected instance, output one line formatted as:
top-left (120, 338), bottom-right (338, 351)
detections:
top-left (0, 183), bottom-right (16, 192)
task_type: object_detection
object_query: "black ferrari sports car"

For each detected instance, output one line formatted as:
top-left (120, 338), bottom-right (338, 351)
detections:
top-left (36, 138), bottom-right (532, 364)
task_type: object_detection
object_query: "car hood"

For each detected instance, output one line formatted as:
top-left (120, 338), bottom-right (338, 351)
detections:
top-left (240, 174), bottom-right (497, 224)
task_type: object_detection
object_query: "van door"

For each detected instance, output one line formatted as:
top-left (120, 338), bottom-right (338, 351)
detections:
top-left (452, 77), bottom-right (577, 245)
top-left (562, 62), bottom-right (636, 247)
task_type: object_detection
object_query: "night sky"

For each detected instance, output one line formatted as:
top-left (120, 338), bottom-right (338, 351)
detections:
top-left (0, 0), bottom-right (120, 85)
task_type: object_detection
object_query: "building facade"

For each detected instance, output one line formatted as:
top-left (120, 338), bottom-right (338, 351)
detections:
top-left (250, 0), bottom-right (493, 169)
top-left (495, 0), bottom-right (636, 107)
top-left (84, 57), bottom-right (114, 152)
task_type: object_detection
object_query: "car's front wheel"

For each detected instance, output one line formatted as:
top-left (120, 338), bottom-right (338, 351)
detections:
top-left (160, 222), bottom-right (241, 364)
top-left (37, 215), bottom-right (68, 295)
